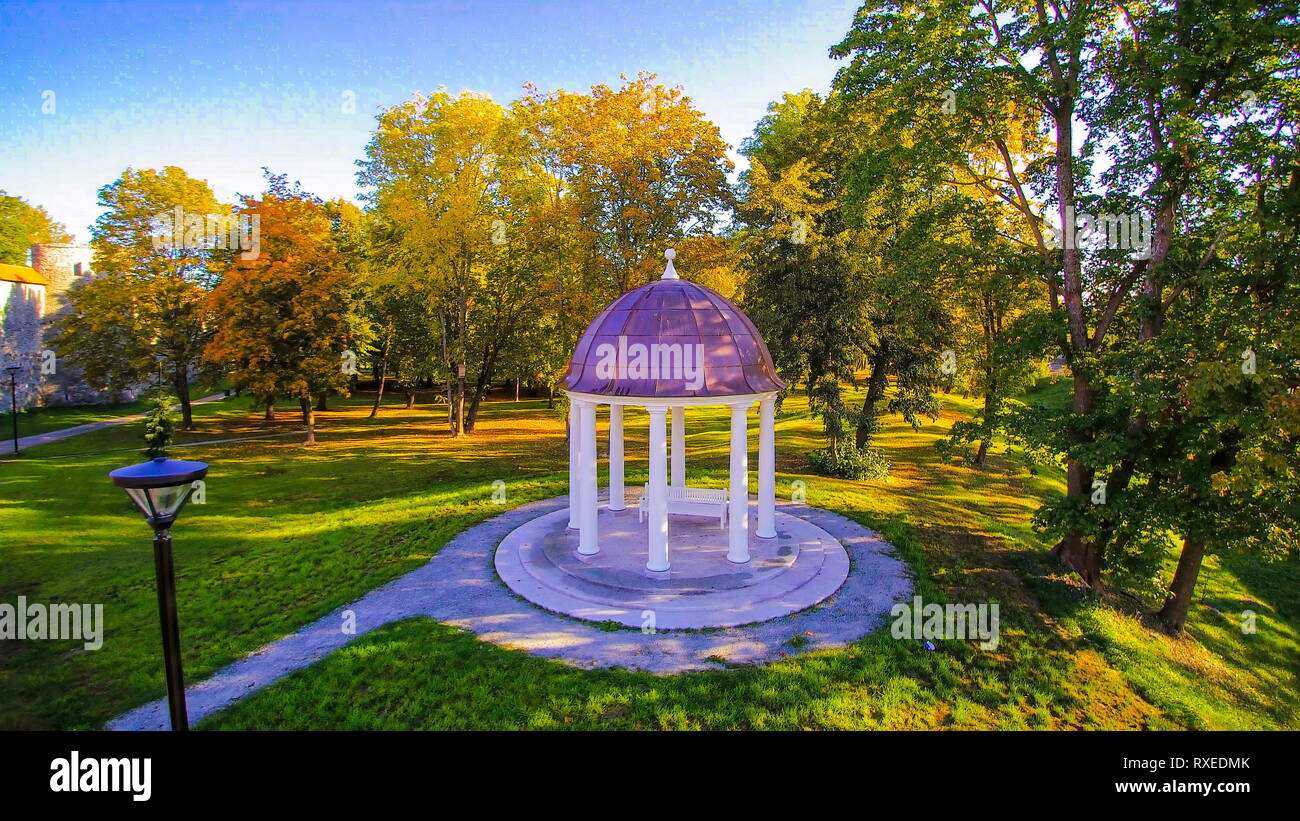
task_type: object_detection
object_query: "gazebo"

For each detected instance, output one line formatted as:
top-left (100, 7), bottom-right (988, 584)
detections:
top-left (563, 249), bottom-right (786, 573)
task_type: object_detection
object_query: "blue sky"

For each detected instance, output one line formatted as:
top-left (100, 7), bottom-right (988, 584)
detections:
top-left (0, 0), bottom-right (860, 241)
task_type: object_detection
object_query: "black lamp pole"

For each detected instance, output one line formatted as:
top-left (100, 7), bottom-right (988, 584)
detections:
top-left (151, 523), bottom-right (187, 731)
top-left (5, 365), bottom-right (19, 455)
top-left (109, 457), bottom-right (208, 731)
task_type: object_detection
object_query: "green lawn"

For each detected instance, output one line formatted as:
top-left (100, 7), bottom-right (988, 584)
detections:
top-left (1, 386), bottom-right (1295, 730)
top-left (10, 398), bottom-right (153, 439)
top-left (8, 380), bottom-right (227, 440)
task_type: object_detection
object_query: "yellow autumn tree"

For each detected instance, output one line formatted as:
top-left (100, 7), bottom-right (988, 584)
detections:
top-left (53, 166), bottom-right (227, 427)
top-left (536, 73), bottom-right (735, 294)
top-left (359, 90), bottom-right (557, 434)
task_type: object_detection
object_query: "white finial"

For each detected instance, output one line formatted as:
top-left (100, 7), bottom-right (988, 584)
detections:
top-left (661, 248), bottom-right (679, 279)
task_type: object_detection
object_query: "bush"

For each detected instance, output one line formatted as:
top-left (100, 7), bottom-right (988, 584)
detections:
top-left (808, 440), bottom-right (890, 480)
top-left (142, 392), bottom-right (179, 459)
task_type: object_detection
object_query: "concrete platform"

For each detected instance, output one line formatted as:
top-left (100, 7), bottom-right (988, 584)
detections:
top-left (495, 503), bottom-right (851, 629)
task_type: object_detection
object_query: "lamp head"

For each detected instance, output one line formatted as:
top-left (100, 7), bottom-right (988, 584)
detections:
top-left (110, 457), bottom-right (209, 529)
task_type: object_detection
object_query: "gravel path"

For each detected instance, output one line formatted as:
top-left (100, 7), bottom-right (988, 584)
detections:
top-left (108, 495), bottom-right (911, 730)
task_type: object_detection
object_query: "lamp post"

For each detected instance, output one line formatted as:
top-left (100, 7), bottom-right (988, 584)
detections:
top-left (109, 457), bottom-right (209, 731)
top-left (5, 364), bottom-right (19, 455)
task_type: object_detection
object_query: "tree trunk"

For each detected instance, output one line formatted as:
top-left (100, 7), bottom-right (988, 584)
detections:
top-left (300, 396), bottom-right (316, 446)
top-left (264, 402), bottom-right (274, 421)
top-left (369, 358), bottom-right (386, 419)
top-left (453, 375), bottom-right (465, 436)
top-left (439, 309), bottom-right (454, 431)
top-left (1053, 371), bottom-right (1104, 587)
top-left (465, 344), bottom-right (498, 433)
top-left (454, 248), bottom-right (470, 437)
top-left (515, 376), bottom-right (521, 402)
top-left (315, 393), bottom-right (328, 412)
top-left (1048, 91), bottom-right (1109, 591)
top-left (1158, 537), bottom-right (1207, 635)
top-left (977, 387), bottom-right (993, 465)
top-left (174, 363), bottom-right (194, 430)
top-left (405, 389), bottom-right (415, 409)
top-left (854, 350), bottom-right (890, 449)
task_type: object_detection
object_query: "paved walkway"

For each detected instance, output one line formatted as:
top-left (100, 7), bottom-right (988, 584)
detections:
top-left (108, 496), bottom-right (911, 731)
top-left (13, 394), bottom-right (228, 450)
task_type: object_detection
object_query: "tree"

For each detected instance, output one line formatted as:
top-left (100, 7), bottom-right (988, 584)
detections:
top-left (938, 215), bottom-right (1044, 468)
top-left (360, 89), bottom-right (571, 434)
top-left (358, 259), bottom-right (442, 418)
top-left (205, 173), bottom-right (364, 443)
top-left (511, 90), bottom-right (609, 406)
top-left (141, 391), bottom-right (178, 459)
top-left (1088, 105), bottom-right (1300, 632)
top-left (48, 274), bottom-right (152, 401)
top-left (0, 191), bottom-right (71, 264)
top-left (58, 166), bottom-right (229, 427)
top-left (736, 90), bottom-right (860, 458)
top-left (359, 91), bottom-right (510, 436)
top-left (538, 74), bottom-right (735, 294)
top-left (737, 89), bottom-right (957, 472)
top-left (832, 0), bottom-right (1298, 592)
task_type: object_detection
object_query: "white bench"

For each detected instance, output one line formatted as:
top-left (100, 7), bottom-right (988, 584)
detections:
top-left (638, 484), bottom-right (728, 529)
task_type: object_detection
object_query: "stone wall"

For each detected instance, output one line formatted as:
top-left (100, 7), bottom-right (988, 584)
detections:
top-left (0, 280), bottom-right (47, 410)
top-left (30, 243), bottom-right (94, 311)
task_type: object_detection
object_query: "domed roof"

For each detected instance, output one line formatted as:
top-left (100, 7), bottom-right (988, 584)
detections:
top-left (564, 251), bottom-right (785, 398)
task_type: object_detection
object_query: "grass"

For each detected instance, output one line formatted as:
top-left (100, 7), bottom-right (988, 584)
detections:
top-left (11, 398), bottom-right (153, 439)
top-left (9, 380), bottom-right (226, 439)
top-left (1, 385), bottom-right (1296, 730)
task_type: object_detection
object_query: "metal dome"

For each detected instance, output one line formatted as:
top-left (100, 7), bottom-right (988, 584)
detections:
top-left (563, 251), bottom-right (785, 398)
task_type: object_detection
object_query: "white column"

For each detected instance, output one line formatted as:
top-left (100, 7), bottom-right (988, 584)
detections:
top-left (670, 405), bottom-right (685, 488)
top-left (578, 400), bottom-right (599, 555)
top-left (757, 396), bottom-right (776, 539)
top-left (608, 404), bottom-right (625, 511)
top-left (567, 403), bottom-right (579, 529)
top-left (727, 401), bottom-right (750, 563)
top-left (646, 406), bottom-right (670, 572)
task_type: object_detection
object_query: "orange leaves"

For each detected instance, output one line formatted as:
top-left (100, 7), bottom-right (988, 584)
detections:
top-left (205, 178), bottom-right (360, 404)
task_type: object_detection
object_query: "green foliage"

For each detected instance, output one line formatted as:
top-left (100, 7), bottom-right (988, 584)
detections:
top-left (808, 439), bottom-right (890, 480)
top-left (51, 166), bottom-right (227, 422)
top-left (90, 165), bottom-right (227, 283)
top-left (828, 0), bottom-right (1300, 610)
top-left (807, 374), bottom-right (852, 450)
top-left (141, 392), bottom-right (178, 458)
top-left (550, 393), bottom-right (570, 424)
top-left (48, 274), bottom-right (153, 400)
top-left (0, 190), bottom-right (71, 264)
